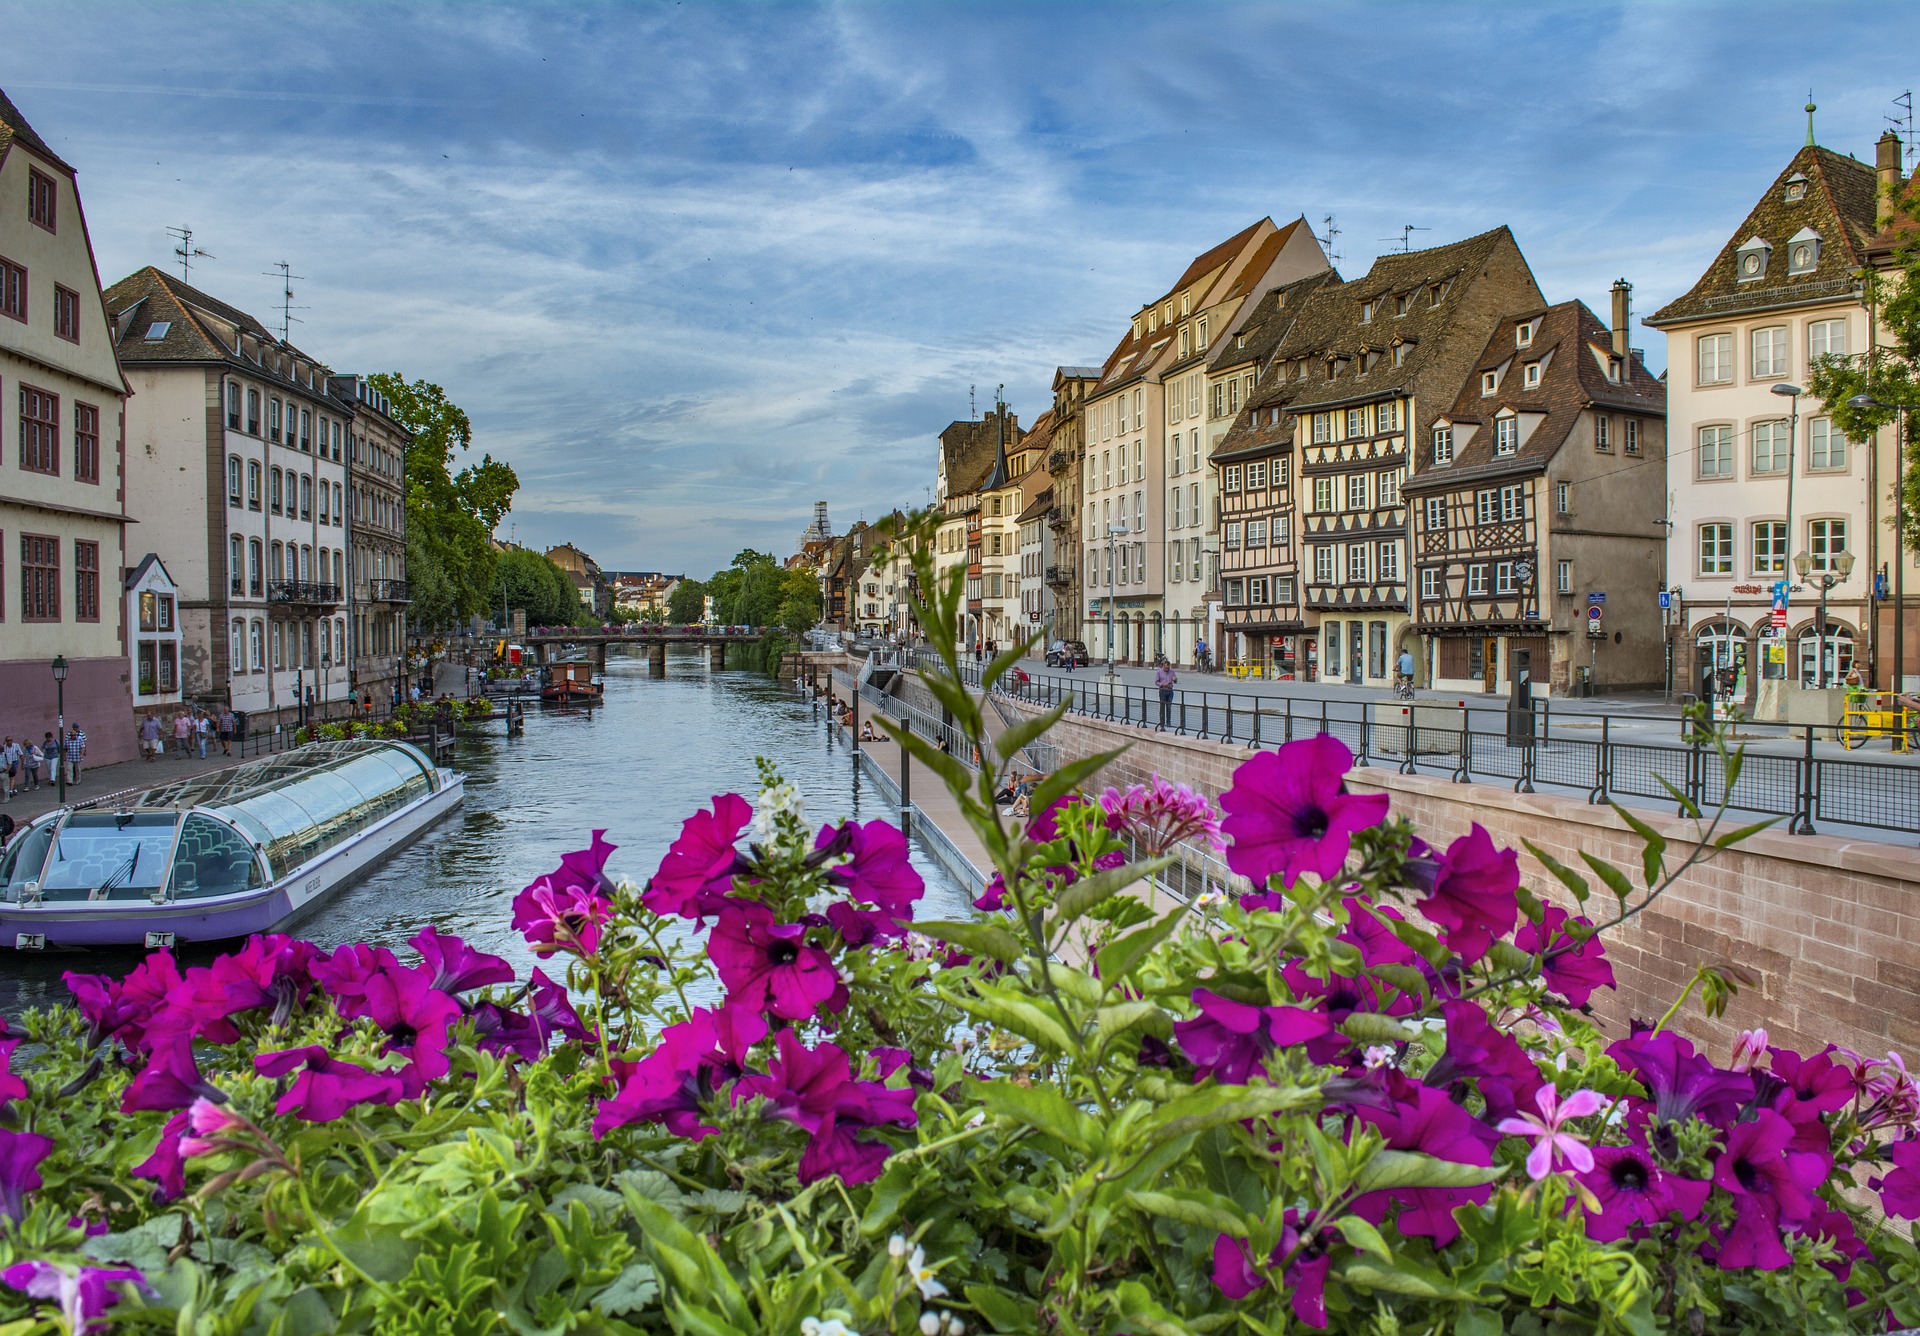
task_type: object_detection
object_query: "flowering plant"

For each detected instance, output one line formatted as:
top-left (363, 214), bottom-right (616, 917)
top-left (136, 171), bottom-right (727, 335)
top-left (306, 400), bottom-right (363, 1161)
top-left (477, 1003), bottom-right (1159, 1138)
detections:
top-left (3, 513), bottom-right (1919, 1335)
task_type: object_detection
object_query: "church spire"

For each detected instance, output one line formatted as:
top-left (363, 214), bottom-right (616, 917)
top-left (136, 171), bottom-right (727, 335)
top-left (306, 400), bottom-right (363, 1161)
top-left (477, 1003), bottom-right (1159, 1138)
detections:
top-left (1806, 94), bottom-right (1817, 147)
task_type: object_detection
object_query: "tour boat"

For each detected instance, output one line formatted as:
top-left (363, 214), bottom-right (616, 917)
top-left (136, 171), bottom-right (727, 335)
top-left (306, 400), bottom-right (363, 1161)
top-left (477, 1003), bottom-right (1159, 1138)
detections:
top-left (541, 660), bottom-right (604, 705)
top-left (0, 739), bottom-right (464, 950)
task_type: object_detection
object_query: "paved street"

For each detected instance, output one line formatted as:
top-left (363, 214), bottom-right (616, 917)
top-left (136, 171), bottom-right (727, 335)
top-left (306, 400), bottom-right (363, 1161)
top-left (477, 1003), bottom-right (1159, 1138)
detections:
top-left (0, 746), bottom-right (242, 830)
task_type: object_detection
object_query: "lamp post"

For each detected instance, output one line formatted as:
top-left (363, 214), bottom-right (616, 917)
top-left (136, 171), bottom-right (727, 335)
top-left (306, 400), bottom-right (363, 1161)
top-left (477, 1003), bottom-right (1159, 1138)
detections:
top-left (1103, 521), bottom-right (1129, 688)
top-left (1770, 383), bottom-right (1804, 675)
top-left (321, 651), bottom-right (331, 723)
top-left (50, 655), bottom-right (68, 804)
top-left (1793, 547), bottom-right (1856, 688)
top-left (1849, 393), bottom-right (1909, 697)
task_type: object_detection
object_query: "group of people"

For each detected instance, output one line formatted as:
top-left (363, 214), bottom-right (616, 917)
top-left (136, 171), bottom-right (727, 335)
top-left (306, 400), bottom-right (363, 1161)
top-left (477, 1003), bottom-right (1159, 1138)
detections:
top-left (994, 771), bottom-right (1045, 818)
top-left (138, 706), bottom-right (236, 763)
top-left (0, 726), bottom-right (87, 800)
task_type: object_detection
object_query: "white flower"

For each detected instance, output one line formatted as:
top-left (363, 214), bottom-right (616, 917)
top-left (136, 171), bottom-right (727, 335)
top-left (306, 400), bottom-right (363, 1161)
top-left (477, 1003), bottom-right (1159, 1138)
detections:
top-left (801, 1320), bottom-right (854, 1336)
top-left (906, 1244), bottom-right (948, 1299)
top-left (887, 1234), bottom-right (910, 1259)
top-left (1194, 889), bottom-right (1225, 910)
top-left (920, 1315), bottom-right (943, 1336)
top-left (947, 1319), bottom-right (965, 1336)
top-left (749, 778), bottom-right (805, 846)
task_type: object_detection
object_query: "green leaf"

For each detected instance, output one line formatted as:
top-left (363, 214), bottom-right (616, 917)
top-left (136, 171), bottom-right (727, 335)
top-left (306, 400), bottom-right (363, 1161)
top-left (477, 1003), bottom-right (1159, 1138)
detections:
top-left (976, 1079), bottom-right (1104, 1153)
top-left (1352, 1149), bottom-right (1502, 1194)
top-left (939, 983), bottom-right (1077, 1053)
top-left (1523, 840), bottom-right (1591, 904)
top-left (1340, 1261), bottom-right (1476, 1300)
top-left (593, 1262), bottom-right (660, 1316)
top-left (1386, 917), bottom-right (1452, 968)
top-left (1094, 908), bottom-right (1186, 986)
top-left (1651, 774), bottom-right (1701, 821)
top-left (1040, 962), bottom-right (1105, 1005)
top-left (1455, 1309), bottom-right (1504, 1336)
top-left (1332, 1215), bottom-right (1394, 1264)
top-left (1611, 804), bottom-right (1670, 889)
top-left (1091, 1001), bottom-right (1169, 1051)
top-left (1126, 1188), bottom-right (1249, 1237)
top-left (1714, 817), bottom-right (1778, 849)
top-left (1369, 962), bottom-right (1430, 1004)
top-left (917, 919), bottom-right (1027, 965)
top-left (1145, 1083), bottom-right (1317, 1144)
top-left (1577, 851), bottom-right (1635, 909)
top-left (1484, 939), bottom-right (1536, 975)
top-left (858, 1158), bottom-right (918, 1237)
top-left (1052, 857), bottom-right (1171, 929)
top-left (965, 1283), bottom-right (1038, 1333)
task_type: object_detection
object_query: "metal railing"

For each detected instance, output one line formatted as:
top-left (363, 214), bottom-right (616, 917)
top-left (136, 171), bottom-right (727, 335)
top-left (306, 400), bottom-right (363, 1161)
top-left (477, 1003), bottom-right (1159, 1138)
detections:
top-left (267, 580), bottom-right (342, 606)
top-left (367, 579), bottom-right (411, 602)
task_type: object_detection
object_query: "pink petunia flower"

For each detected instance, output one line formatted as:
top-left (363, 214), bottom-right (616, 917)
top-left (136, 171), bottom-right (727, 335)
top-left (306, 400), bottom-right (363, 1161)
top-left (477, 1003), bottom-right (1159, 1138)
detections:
top-left (647, 800), bottom-right (751, 919)
top-left (409, 925), bottom-right (515, 994)
top-left (1098, 775), bottom-right (1225, 856)
top-left (1171, 988), bottom-right (1331, 1085)
top-left (710, 901), bottom-right (847, 1021)
top-left (255, 1045), bottom-right (403, 1122)
top-left (1496, 1084), bottom-right (1607, 1180)
top-left (0, 1127), bottom-right (55, 1223)
top-left (593, 1009), bottom-right (742, 1141)
top-left (1409, 824), bottom-right (1519, 965)
top-left (2, 1260), bottom-right (148, 1333)
top-left (1218, 737), bottom-right (1389, 891)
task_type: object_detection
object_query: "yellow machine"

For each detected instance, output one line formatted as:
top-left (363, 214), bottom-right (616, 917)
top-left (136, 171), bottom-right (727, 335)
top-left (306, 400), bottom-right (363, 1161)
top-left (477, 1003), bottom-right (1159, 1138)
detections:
top-left (1839, 691), bottom-right (1915, 752)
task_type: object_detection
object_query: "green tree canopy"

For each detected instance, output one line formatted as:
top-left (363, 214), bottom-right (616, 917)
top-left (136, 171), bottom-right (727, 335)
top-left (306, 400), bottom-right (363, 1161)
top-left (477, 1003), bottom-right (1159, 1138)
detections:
top-left (493, 548), bottom-right (579, 626)
top-left (667, 579), bottom-right (707, 624)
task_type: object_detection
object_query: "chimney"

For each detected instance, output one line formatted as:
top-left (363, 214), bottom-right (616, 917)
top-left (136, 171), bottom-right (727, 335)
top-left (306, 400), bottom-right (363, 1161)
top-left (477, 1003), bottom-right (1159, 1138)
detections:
top-left (1878, 130), bottom-right (1904, 230)
top-left (1610, 279), bottom-right (1631, 358)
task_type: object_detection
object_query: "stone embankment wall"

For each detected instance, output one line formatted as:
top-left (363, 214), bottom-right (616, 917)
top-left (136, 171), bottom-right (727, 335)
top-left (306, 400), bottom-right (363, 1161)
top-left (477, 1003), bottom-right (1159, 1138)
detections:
top-left (1004, 698), bottom-right (1920, 1063)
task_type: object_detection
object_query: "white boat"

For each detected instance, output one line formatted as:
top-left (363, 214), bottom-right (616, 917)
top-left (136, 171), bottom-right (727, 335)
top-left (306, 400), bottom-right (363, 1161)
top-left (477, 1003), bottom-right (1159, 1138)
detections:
top-left (0, 739), bottom-right (464, 950)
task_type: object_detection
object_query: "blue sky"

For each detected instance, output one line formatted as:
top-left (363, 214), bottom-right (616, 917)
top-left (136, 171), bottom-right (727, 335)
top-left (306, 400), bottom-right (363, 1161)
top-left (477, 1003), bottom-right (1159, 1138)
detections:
top-left (5, 1), bottom-right (1918, 575)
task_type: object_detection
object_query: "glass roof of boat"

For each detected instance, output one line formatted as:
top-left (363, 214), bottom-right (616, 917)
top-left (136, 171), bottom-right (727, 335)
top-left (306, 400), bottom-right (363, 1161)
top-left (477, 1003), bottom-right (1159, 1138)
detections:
top-left (124, 740), bottom-right (438, 813)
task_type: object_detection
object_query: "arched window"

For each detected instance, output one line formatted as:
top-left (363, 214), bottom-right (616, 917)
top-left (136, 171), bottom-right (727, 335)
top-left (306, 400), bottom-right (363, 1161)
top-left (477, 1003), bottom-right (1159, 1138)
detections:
top-left (229, 535), bottom-right (244, 595)
top-left (301, 545), bottom-right (312, 581)
top-left (300, 475), bottom-right (312, 520)
top-left (1796, 622), bottom-right (1854, 689)
top-left (226, 382), bottom-right (241, 430)
top-left (333, 550), bottom-right (344, 589)
top-left (251, 620), bottom-right (264, 670)
top-left (227, 456), bottom-right (242, 505)
top-left (271, 621), bottom-right (284, 671)
top-left (318, 483), bottom-right (328, 524)
top-left (1693, 621), bottom-right (1748, 698)
top-left (247, 461), bottom-right (261, 509)
top-left (246, 388), bottom-right (260, 434)
top-left (249, 539), bottom-right (262, 596)
top-left (231, 619), bottom-right (245, 673)
top-left (270, 466), bottom-right (282, 514)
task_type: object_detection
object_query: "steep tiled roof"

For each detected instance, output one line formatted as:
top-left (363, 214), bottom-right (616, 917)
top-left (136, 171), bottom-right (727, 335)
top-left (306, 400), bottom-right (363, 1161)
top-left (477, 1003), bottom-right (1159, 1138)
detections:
top-left (1056, 365), bottom-right (1103, 380)
top-left (1404, 300), bottom-right (1663, 492)
top-left (939, 409), bottom-right (1022, 498)
top-left (0, 86), bottom-right (69, 170)
top-left (1207, 269), bottom-right (1341, 376)
top-left (1170, 218), bottom-right (1268, 296)
top-left (1648, 145), bottom-right (1877, 326)
top-left (105, 267), bottom-right (336, 400)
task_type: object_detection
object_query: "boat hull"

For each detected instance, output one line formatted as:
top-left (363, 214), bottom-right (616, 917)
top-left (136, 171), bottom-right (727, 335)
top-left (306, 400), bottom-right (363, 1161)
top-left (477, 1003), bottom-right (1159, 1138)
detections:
top-left (1, 777), bottom-right (465, 949)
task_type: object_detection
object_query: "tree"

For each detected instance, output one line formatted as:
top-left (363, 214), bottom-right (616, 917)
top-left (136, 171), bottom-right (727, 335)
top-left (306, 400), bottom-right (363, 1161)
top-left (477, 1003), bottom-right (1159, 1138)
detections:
top-left (494, 548), bottom-right (578, 626)
top-left (668, 579), bottom-right (707, 624)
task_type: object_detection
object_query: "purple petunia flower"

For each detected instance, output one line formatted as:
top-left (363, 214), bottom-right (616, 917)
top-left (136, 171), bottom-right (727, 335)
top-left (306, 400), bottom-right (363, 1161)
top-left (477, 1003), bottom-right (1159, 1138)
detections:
top-left (710, 901), bottom-right (847, 1021)
top-left (1218, 737), bottom-right (1389, 891)
top-left (1873, 1137), bottom-right (1920, 1219)
top-left (1765, 1045), bottom-right (1853, 1152)
top-left (131, 1112), bottom-right (188, 1202)
top-left (1410, 824), bottom-right (1519, 965)
top-left (0, 1127), bottom-right (55, 1223)
top-left (1209, 1212), bottom-right (1336, 1328)
top-left (359, 965), bottom-right (463, 1095)
top-left (593, 1009), bottom-right (742, 1141)
top-left (1609, 1030), bottom-right (1752, 1148)
top-left (1575, 1141), bottom-right (1712, 1242)
top-left (158, 933), bottom-right (323, 1044)
top-left (1171, 988), bottom-right (1331, 1085)
top-left (1710, 1108), bottom-right (1828, 1270)
top-left (1424, 1000), bottom-right (1544, 1122)
top-left (409, 926), bottom-right (515, 994)
top-left (255, 1045), bottom-right (403, 1122)
top-left (471, 966), bottom-right (594, 1062)
top-left (647, 801), bottom-right (751, 919)
top-left (816, 819), bottom-right (925, 920)
top-left (1514, 906), bottom-right (1615, 1008)
top-left (311, 943), bottom-right (404, 1019)
top-left (511, 830), bottom-right (620, 953)
top-left (2, 1260), bottom-right (147, 1332)
top-left (735, 1028), bottom-right (917, 1186)
top-left (64, 949), bottom-right (184, 1054)
top-left (120, 1033), bottom-right (226, 1114)
top-left (1351, 1082), bottom-right (1497, 1247)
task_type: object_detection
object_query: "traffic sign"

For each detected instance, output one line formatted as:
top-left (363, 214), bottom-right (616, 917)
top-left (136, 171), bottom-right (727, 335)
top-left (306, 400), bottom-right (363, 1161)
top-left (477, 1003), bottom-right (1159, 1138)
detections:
top-left (1586, 604), bottom-right (1604, 622)
top-left (1658, 591), bottom-right (1671, 610)
top-left (1587, 592), bottom-right (1606, 603)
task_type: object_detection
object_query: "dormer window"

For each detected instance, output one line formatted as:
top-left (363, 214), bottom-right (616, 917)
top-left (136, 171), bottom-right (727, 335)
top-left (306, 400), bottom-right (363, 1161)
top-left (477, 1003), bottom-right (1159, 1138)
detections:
top-left (1735, 236), bottom-right (1772, 283)
top-left (1516, 320), bottom-right (1536, 348)
top-left (1481, 369), bottom-right (1499, 396)
top-left (1393, 342), bottom-right (1409, 367)
top-left (1494, 413), bottom-right (1519, 455)
top-left (1395, 293), bottom-right (1410, 317)
top-left (1360, 299), bottom-right (1376, 323)
top-left (1523, 361), bottom-right (1542, 389)
top-left (1607, 356), bottom-right (1623, 384)
top-left (1784, 172), bottom-right (1809, 204)
top-left (1197, 316), bottom-right (1208, 348)
top-left (1786, 227), bottom-right (1821, 275)
top-left (1431, 423), bottom-right (1454, 465)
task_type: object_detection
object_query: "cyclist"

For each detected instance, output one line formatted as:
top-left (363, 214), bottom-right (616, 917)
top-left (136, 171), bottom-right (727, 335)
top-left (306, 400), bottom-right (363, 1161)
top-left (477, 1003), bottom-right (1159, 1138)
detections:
top-left (1395, 647), bottom-right (1416, 699)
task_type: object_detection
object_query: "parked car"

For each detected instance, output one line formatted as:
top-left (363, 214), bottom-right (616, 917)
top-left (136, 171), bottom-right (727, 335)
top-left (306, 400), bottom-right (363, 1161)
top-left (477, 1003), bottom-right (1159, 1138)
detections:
top-left (1046, 640), bottom-right (1089, 669)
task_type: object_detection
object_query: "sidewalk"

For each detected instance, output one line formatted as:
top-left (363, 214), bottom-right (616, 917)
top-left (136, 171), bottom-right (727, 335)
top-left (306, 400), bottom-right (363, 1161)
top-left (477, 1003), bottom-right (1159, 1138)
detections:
top-left (2, 746), bottom-right (241, 828)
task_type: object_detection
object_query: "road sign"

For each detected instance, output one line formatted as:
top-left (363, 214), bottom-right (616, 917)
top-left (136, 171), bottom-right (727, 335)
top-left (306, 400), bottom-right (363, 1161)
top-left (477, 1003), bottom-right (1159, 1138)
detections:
top-left (1659, 591), bottom-right (1671, 610)
top-left (1587, 592), bottom-right (1606, 603)
top-left (1586, 604), bottom-right (1604, 637)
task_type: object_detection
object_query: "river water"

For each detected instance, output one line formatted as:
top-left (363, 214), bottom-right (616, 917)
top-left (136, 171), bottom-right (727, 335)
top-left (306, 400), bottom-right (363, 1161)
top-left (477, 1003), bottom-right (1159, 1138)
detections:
top-left (0, 648), bottom-right (973, 1016)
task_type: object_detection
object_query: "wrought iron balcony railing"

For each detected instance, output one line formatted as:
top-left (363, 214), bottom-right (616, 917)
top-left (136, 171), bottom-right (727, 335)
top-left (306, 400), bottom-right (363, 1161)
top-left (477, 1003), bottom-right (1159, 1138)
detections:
top-left (367, 579), bottom-right (411, 603)
top-left (267, 580), bottom-right (342, 606)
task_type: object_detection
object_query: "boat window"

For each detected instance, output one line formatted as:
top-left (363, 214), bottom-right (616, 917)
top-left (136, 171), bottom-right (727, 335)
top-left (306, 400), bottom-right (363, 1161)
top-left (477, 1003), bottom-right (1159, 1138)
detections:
top-left (167, 815), bottom-right (264, 901)
top-left (38, 814), bottom-right (178, 902)
top-left (2, 822), bottom-right (56, 900)
top-left (214, 741), bottom-right (436, 879)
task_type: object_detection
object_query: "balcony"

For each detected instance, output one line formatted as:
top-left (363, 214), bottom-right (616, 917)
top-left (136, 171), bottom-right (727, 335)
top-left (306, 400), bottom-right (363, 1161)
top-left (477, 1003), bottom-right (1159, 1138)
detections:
top-left (1045, 565), bottom-right (1076, 587)
top-left (1047, 507), bottom-right (1067, 526)
top-left (268, 580), bottom-right (342, 607)
top-left (1047, 448), bottom-right (1072, 473)
top-left (367, 579), bottom-right (411, 603)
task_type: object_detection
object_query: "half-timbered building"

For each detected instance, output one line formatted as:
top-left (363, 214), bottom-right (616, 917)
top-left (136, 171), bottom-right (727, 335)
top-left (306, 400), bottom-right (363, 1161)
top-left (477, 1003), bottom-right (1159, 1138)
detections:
top-left (1407, 295), bottom-right (1667, 694)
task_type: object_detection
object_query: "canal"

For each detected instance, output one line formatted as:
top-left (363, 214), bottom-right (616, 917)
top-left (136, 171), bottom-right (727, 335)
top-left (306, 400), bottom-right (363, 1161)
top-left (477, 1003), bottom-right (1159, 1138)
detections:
top-left (0, 648), bottom-right (973, 1015)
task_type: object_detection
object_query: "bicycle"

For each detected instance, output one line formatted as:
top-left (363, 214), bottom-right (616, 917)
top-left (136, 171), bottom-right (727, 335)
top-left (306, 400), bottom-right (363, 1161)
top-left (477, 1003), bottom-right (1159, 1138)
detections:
top-left (1393, 674), bottom-right (1416, 702)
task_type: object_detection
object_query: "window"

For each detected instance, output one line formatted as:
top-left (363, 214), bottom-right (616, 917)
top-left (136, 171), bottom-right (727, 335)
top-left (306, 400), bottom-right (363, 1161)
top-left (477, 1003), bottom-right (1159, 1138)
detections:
top-left (74, 541), bottom-right (97, 621)
top-left (300, 475), bottom-right (312, 520)
top-left (1555, 482), bottom-right (1569, 514)
top-left (1424, 496), bottom-right (1447, 530)
top-left (230, 619), bottom-right (246, 675)
top-left (1516, 320), bottom-right (1535, 348)
top-left (228, 456), bottom-right (242, 506)
top-left (246, 389), bottom-right (260, 435)
top-left (1276, 577), bottom-right (1296, 603)
top-left (1102, 450), bottom-right (1111, 488)
top-left (1133, 489), bottom-right (1143, 530)
top-left (19, 385), bottom-right (57, 473)
top-left (248, 539), bottom-right (261, 596)
top-left (1347, 407), bottom-right (1368, 437)
top-left (1752, 326), bottom-right (1788, 378)
top-left (53, 285), bottom-right (78, 342)
top-left (74, 403), bottom-right (98, 482)
top-left (1595, 415), bottom-right (1611, 451)
top-left (1809, 417), bottom-right (1847, 470)
top-left (1697, 334), bottom-right (1734, 385)
top-left (1347, 542), bottom-right (1371, 583)
top-left (300, 409), bottom-right (311, 452)
top-left (1378, 400), bottom-right (1399, 431)
top-left (1481, 370), bottom-right (1498, 396)
top-left (1787, 231), bottom-right (1821, 274)
top-left (1432, 425), bottom-right (1453, 465)
top-left (1347, 474), bottom-right (1368, 510)
top-left (1360, 299), bottom-right (1376, 323)
top-left (1751, 521), bottom-right (1787, 574)
top-left (1313, 477), bottom-right (1334, 512)
top-left (270, 467), bottom-right (283, 514)
top-left (1752, 420), bottom-right (1791, 474)
top-left (229, 535), bottom-right (244, 595)
top-left (1189, 537), bottom-right (1201, 580)
top-left (1379, 470), bottom-right (1400, 507)
top-left (1495, 561), bottom-right (1516, 594)
top-left (989, 533), bottom-right (1000, 556)
top-left (0, 256), bottom-right (24, 322)
top-left (1494, 417), bottom-right (1518, 455)
top-left (1476, 489), bottom-right (1498, 525)
top-left (1378, 541), bottom-right (1399, 581)
top-left (1421, 567), bottom-right (1440, 599)
top-left (1246, 518), bottom-right (1267, 547)
top-left (1808, 518), bottom-right (1847, 571)
top-left (227, 383), bottom-right (242, 429)
top-left (1224, 521), bottom-right (1242, 550)
top-left (269, 398), bottom-right (282, 443)
top-left (27, 168), bottom-right (55, 232)
top-left (1809, 319), bottom-right (1847, 360)
top-left (248, 461), bottom-right (262, 509)
top-left (1277, 456), bottom-right (1289, 486)
top-left (1625, 418), bottom-right (1641, 455)
top-left (1225, 578), bottom-right (1244, 606)
top-left (1133, 441), bottom-right (1142, 478)
top-left (1133, 542), bottom-right (1144, 582)
top-left (1523, 361), bottom-right (1541, 388)
top-left (1698, 425), bottom-right (1734, 478)
top-left (1467, 564), bottom-right (1488, 596)
top-left (250, 620), bottom-right (265, 670)
top-left (1247, 461), bottom-right (1267, 489)
top-left (21, 534), bottom-right (58, 620)
top-left (271, 542), bottom-right (284, 583)
top-left (319, 483), bottom-right (330, 525)
top-left (1698, 523), bottom-right (1733, 575)
top-left (1502, 485), bottom-right (1524, 521)
top-left (1313, 546), bottom-right (1335, 583)
top-left (1249, 576), bottom-right (1268, 605)
top-left (1312, 413), bottom-right (1329, 444)
top-left (1169, 487), bottom-right (1182, 528)
top-left (1211, 383), bottom-right (1225, 418)
top-left (1556, 559), bottom-right (1573, 594)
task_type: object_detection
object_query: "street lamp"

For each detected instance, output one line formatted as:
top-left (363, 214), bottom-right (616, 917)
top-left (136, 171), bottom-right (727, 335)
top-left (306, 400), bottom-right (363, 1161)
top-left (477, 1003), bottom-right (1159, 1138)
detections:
top-left (1769, 383), bottom-right (1804, 674)
top-left (50, 655), bottom-right (68, 803)
top-left (1850, 392), bottom-right (1909, 697)
top-left (1103, 521), bottom-right (1130, 686)
top-left (321, 651), bottom-right (332, 722)
top-left (1793, 547), bottom-right (1856, 688)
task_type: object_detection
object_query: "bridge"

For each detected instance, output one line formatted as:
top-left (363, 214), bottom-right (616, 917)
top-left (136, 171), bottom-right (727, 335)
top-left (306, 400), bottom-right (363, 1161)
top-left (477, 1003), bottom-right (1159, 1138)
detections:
top-left (519, 625), bottom-right (767, 672)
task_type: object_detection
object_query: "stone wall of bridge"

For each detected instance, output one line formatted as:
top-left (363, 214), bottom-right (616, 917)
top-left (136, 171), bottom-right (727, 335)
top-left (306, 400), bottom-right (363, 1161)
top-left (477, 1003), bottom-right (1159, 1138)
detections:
top-left (999, 696), bottom-right (1920, 1063)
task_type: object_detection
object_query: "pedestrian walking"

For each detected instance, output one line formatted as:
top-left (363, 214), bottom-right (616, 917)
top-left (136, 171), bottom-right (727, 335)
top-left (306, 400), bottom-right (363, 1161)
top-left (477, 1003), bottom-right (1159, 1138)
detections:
top-left (0, 736), bottom-right (17, 800)
top-left (139, 714), bottom-right (162, 761)
top-left (64, 724), bottom-right (86, 787)
top-left (1155, 658), bottom-right (1178, 726)
top-left (196, 710), bottom-right (212, 759)
top-left (172, 709), bottom-right (193, 759)
top-left (218, 708), bottom-right (235, 757)
top-left (25, 739), bottom-right (43, 790)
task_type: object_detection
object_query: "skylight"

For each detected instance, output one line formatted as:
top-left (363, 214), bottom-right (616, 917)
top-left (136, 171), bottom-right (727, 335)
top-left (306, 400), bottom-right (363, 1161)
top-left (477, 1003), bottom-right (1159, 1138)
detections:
top-left (145, 322), bottom-right (172, 340)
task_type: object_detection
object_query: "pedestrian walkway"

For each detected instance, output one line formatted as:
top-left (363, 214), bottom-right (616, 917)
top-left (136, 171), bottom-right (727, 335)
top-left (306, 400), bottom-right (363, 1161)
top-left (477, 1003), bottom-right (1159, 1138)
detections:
top-left (2, 745), bottom-right (241, 828)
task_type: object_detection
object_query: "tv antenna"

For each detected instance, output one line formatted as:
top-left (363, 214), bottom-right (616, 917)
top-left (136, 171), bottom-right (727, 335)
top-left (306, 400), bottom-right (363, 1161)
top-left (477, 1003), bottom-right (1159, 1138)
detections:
top-left (969, 384), bottom-right (976, 421)
top-left (166, 225), bottom-right (213, 281)
top-left (264, 261), bottom-right (307, 342)
top-left (1379, 224), bottom-right (1430, 254)
top-left (1891, 91), bottom-right (1918, 171)
top-left (1315, 214), bottom-right (1342, 265)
